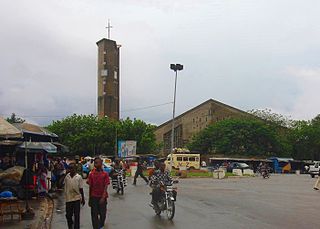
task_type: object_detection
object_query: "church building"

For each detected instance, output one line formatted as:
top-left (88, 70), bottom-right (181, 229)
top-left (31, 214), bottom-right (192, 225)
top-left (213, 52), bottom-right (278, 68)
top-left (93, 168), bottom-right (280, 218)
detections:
top-left (154, 99), bottom-right (251, 153)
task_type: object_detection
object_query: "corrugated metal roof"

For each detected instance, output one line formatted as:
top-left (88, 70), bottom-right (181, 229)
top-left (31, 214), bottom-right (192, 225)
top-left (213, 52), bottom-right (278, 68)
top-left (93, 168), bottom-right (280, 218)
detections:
top-left (13, 123), bottom-right (58, 138)
top-left (0, 117), bottom-right (23, 139)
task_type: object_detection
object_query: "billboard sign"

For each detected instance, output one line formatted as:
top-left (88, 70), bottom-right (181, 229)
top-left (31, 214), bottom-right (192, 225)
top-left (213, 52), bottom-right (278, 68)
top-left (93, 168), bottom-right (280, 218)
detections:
top-left (118, 140), bottom-right (137, 158)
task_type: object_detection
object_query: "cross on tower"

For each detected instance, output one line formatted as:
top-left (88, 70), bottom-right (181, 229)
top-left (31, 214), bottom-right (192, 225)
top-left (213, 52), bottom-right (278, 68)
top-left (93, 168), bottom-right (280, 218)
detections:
top-left (106, 19), bottom-right (113, 39)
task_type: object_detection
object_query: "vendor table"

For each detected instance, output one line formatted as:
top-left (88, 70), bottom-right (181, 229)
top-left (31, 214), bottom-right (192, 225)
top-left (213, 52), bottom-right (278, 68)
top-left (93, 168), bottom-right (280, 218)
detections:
top-left (0, 197), bottom-right (23, 222)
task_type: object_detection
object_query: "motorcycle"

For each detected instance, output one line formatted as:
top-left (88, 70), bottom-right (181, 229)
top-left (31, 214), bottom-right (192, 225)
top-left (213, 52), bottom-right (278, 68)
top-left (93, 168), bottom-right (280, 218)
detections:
top-left (258, 167), bottom-right (270, 179)
top-left (111, 169), bottom-right (126, 195)
top-left (151, 180), bottom-right (178, 220)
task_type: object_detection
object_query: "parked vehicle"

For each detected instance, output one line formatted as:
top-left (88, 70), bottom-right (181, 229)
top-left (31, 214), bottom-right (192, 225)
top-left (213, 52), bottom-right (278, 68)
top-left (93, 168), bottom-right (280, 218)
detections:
top-left (308, 161), bottom-right (320, 178)
top-left (165, 154), bottom-right (200, 170)
top-left (82, 162), bottom-right (112, 178)
top-left (150, 180), bottom-right (178, 220)
top-left (226, 162), bottom-right (250, 173)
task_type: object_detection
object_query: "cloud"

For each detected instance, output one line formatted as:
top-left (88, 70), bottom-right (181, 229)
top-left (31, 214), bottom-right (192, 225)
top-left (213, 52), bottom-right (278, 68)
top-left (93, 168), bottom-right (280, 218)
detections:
top-left (273, 66), bottom-right (320, 120)
top-left (1, 0), bottom-right (320, 125)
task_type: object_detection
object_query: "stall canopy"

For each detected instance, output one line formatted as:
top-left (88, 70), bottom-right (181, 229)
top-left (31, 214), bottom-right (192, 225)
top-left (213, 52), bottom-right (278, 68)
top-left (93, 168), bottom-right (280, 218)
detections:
top-left (52, 142), bottom-right (69, 153)
top-left (0, 117), bottom-right (23, 139)
top-left (18, 142), bottom-right (57, 153)
top-left (13, 123), bottom-right (58, 140)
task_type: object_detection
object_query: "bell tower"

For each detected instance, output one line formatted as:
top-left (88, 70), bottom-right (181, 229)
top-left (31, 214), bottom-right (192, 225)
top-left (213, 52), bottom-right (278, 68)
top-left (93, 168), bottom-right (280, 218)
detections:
top-left (96, 38), bottom-right (120, 120)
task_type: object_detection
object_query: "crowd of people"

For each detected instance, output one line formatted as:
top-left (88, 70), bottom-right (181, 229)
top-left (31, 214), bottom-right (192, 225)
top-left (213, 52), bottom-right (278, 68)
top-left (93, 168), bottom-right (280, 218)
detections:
top-left (60, 156), bottom-right (172, 229)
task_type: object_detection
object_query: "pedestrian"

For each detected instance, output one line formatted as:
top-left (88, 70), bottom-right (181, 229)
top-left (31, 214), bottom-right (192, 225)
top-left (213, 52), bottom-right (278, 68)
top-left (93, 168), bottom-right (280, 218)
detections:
top-left (74, 155), bottom-right (83, 177)
top-left (53, 158), bottom-right (65, 189)
top-left (37, 163), bottom-right (48, 197)
top-left (87, 157), bottom-right (110, 229)
top-left (314, 171), bottom-right (320, 190)
top-left (64, 163), bottom-right (85, 229)
top-left (133, 159), bottom-right (148, 185)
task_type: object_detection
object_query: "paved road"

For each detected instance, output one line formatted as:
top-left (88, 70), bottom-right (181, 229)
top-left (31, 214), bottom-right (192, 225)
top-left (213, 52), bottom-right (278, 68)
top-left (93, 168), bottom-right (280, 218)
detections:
top-left (52, 174), bottom-right (320, 229)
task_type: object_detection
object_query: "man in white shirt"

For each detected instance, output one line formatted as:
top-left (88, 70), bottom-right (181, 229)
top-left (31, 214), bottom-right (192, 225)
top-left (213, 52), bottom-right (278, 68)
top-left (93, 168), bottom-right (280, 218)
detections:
top-left (64, 163), bottom-right (85, 229)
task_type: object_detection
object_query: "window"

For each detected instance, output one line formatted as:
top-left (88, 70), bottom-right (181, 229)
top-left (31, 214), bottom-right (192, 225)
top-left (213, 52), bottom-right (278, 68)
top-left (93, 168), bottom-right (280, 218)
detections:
top-left (183, 157), bottom-right (188, 161)
top-left (177, 157), bottom-right (182, 161)
top-left (114, 71), bottom-right (118, 80)
top-left (101, 69), bottom-right (108, 76)
top-left (189, 157), bottom-right (196, 162)
top-left (195, 157), bottom-right (199, 162)
top-left (103, 61), bottom-right (106, 65)
top-left (103, 80), bottom-right (106, 85)
top-left (199, 118), bottom-right (201, 122)
top-left (103, 51), bottom-right (107, 54)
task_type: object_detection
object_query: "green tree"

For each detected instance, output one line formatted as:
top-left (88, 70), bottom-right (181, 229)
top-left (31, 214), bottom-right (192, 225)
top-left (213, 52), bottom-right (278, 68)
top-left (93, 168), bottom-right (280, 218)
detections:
top-left (290, 115), bottom-right (320, 160)
top-left (6, 113), bottom-right (25, 124)
top-left (47, 114), bottom-right (117, 156)
top-left (118, 118), bottom-right (158, 154)
top-left (188, 118), bottom-right (290, 157)
top-left (248, 109), bottom-right (294, 128)
top-left (47, 115), bottom-right (159, 156)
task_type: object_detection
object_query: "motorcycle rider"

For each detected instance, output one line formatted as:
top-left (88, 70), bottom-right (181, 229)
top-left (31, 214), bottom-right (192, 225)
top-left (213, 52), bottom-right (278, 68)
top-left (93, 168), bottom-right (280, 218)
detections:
top-left (110, 159), bottom-right (126, 192)
top-left (148, 160), bottom-right (160, 180)
top-left (110, 160), bottom-right (123, 179)
top-left (149, 163), bottom-right (173, 208)
top-left (258, 162), bottom-right (269, 177)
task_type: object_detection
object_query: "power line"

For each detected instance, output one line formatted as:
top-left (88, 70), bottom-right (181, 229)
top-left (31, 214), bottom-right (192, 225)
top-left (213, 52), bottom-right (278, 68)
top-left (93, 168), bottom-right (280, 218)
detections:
top-left (121, 102), bottom-right (173, 113)
top-left (0, 102), bottom-right (173, 118)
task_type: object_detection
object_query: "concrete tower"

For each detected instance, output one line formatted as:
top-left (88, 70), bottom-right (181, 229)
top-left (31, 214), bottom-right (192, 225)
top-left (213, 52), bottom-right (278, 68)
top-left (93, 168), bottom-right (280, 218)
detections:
top-left (97, 38), bottom-right (120, 120)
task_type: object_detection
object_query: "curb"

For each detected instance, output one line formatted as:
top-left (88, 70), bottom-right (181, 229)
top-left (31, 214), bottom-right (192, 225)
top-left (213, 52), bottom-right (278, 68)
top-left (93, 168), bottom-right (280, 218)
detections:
top-left (31, 196), bottom-right (54, 229)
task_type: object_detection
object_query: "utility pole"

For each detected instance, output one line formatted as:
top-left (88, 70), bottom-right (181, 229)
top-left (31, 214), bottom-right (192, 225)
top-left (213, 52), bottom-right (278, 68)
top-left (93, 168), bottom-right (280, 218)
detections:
top-left (169, 64), bottom-right (183, 171)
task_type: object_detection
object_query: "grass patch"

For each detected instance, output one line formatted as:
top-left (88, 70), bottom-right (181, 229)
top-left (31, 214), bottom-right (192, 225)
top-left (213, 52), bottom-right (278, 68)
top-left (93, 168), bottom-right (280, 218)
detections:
top-left (172, 170), bottom-right (212, 178)
top-left (225, 172), bottom-right (236, 177)
top-left (187, 171), bottom-right (212, 177)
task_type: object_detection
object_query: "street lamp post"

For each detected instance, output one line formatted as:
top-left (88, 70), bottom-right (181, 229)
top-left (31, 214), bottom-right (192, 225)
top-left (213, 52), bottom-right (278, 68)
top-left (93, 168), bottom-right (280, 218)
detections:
top-left (169, 63), bottom-right (183, 172)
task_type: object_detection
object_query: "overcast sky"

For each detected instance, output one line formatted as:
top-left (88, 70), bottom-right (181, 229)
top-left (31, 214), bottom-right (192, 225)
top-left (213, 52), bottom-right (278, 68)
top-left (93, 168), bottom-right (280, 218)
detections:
top-left (1, 0), bottom-right (320, 125)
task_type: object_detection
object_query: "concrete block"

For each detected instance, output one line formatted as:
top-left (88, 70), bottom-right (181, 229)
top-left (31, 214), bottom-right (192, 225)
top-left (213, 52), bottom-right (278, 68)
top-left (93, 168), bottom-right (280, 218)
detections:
top-left (213, 169), bottom-right (225, 179)
top-left (232, 169), bottom-right (243, 176)
top-left (243, 169), bottom-right (254, 176)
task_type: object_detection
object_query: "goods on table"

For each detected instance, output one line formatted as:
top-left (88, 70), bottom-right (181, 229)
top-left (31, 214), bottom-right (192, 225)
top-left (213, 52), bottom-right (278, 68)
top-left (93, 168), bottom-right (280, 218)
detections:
top-left (0, 166), bottom-right (25, 182)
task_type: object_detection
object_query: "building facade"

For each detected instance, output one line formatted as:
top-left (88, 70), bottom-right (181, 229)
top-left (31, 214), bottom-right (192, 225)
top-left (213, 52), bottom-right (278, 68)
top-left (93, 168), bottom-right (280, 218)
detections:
top-left (97, 38), bottom-right (120, 120)
top-left (155, 99), bottom-right (251, 153)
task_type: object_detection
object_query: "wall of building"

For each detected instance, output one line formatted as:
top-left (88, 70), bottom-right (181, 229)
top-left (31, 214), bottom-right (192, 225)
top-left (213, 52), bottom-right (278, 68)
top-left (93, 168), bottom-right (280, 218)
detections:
top-left (155, 100), bottom-right (250, 153)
